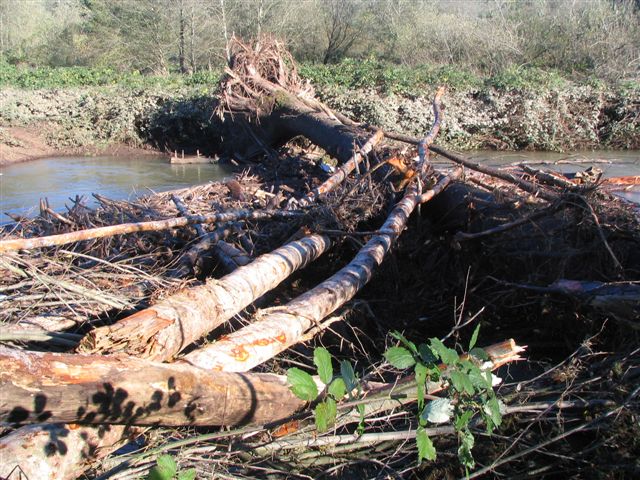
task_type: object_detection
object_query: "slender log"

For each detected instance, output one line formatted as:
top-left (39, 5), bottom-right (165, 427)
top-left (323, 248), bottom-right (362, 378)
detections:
top-left (429, 145), bottom-right (558, 201)
top-left (0, 208), bottom-right (304, 254)
top-left (454, 203), bottom-right (561, 241)
top-left (0, 346), bottom-right (306, 427)
top-left (382, 130), bottom-right (558, 202)
top-left (78, 234), bottom-right (332, 361)
top-left (297, 130), bottom-right (384, 207)
top-left (180, 173), bottom-right (453, 372)
top-left (502, 278), bottom-right (640, 325)
top-left (417, 167), bottom-right (463, 204)
top-left (180, 90), bottom-right (445, 372)
top-left (520, 164), bottom-right (581, 191)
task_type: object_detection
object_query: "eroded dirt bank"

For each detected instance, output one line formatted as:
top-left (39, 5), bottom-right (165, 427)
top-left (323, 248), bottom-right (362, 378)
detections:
top-left (1, 81), bottom-right (638, 165)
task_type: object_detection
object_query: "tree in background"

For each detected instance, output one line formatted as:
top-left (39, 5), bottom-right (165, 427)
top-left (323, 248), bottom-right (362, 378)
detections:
top-left (0, 0), bottom-right (637, 81)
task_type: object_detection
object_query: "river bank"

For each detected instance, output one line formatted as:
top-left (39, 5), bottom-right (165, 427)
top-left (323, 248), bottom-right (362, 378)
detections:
top-left (1, 79), bottom-right (638, 165)
top-left (0, 125), bottom-right (162, 165)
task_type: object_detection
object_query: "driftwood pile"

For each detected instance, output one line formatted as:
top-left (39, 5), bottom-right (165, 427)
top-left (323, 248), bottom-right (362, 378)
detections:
top-left (1, 38), bottom-right (639, 479)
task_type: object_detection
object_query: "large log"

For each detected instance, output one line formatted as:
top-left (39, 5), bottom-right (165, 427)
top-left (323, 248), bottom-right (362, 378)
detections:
top-left (79, 234), bottom-right (332, 361)
top-left (0, 423), bottom-right (139, 480)
top-left (0, 346), bottom-right (305, 427)
top-left (219, 37), bottom-right (371, 163)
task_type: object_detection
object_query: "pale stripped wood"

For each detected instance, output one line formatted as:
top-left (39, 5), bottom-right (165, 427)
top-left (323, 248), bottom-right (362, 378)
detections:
top-left (79, 234), bottom-right (332, 361)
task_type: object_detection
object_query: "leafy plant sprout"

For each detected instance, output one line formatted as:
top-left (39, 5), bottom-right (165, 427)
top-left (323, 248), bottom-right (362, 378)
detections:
top-left (287, 325), bottom-right (503, 475)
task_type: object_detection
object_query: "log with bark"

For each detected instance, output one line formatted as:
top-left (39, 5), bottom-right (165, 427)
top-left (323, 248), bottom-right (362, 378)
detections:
top-left (0, 340), bottom-right (523, 428)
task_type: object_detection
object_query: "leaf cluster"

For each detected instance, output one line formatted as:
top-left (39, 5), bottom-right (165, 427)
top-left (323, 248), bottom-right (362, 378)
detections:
top-left (384, 327), bottom-right (502, 470)
top-left (287, 347), bottom-right (364, 433)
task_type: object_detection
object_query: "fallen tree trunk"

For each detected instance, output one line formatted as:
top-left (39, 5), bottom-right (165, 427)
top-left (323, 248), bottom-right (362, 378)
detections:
top-left (181, 169), bottom-right (455, 372)
top-left (79, 234), bottom-right (332, 361)
top-left (0, 346), bottom-right (306, 427)
top-left (0, 423), bottom-right (140, 480)
top-left (219, 38), bottom-right (369, 163)
top-left (0, 340), bottom-right (522, 428)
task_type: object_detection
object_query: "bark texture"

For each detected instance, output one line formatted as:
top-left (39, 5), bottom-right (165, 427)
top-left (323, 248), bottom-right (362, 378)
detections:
top-left (0, 346), bottom-right (305, 427)
top-left (79, 234), bottom-right (332, 361)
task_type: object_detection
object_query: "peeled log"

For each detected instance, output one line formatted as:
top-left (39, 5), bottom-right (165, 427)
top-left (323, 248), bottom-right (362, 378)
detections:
top-left (181, 153), bottom-right (454, 374)
top-left (0, 346), bottom-right (305, 427)
top-left (79, 234), bottom-right (332, 361)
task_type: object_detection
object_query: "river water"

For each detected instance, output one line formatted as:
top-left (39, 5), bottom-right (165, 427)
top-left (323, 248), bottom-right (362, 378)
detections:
top-left (0, 155), bottom-right (233, 219)
top-left (1, 151), bottom-right (639, 221)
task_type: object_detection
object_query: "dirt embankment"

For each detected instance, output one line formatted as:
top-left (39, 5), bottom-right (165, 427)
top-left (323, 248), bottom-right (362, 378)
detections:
top-left (1, 82), bottom-right (638, 166)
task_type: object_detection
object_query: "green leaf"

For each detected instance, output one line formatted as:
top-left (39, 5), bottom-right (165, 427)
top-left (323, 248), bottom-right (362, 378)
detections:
top-left (469, 347), bottom-right (489, 361)
top-left (418, 343), bottom-right (437, 364)
top-left (390, 331), bottom-right (418, 355)
top-left (384, 346), bottom-right (416, 369)
top-left (326, 397), bottom-right (337, 425)
top-left (328, 377), bottom-right (347, 399)
top-left (430, 338), bottom-right (459, 365)
top-left (148, 455), bottom-right (177, 480)
top-left (356, 403), bottom-right (366, 435)
top-left (340, 360), bottom-right (358, 393)
top-left (315, 401), bottom-right (330, 432)
top-left (177, 470), bottom-right (197, 480)
top-left (449, 370), bottom-right (475, 395)
top-left (415, 363), bottom-right (428, 410)
top-left (467, 364), bottom-right (490, 390)
top-left (458, 429), bottom-right (476, 470)
top-left (454, 410), bottom-right (474, 431)
top-left (313, 347), bottom-right (333, 385)
top-left (287, 368), bottom-right (318, 401)
top-left (485, 397), bottom-right (502, 430)
top-left (468, 324), bottom-right (481, 350)
top-left (416, 426), bottom-right (436, 463)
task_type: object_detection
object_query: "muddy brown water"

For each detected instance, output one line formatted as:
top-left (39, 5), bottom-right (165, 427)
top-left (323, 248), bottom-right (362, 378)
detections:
top-left (1, 151), bottom-right (639, 221)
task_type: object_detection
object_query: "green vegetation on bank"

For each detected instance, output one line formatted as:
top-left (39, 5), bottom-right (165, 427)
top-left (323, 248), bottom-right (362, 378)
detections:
top-left (4, 58), bottom-right (632, 94)
top-left (299, 60), bottom-right (579, 93)
top-left (0, 61), bottom-right (221, 90)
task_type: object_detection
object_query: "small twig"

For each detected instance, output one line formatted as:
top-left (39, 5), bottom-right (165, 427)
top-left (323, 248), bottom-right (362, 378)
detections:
top-left (454, 203), bottom-right (562, 241)
top-left (464, 386), bottom-right (640, 479)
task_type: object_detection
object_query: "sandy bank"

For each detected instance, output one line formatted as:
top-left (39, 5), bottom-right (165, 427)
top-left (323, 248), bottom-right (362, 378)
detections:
top-left (0, 125), bottom-right (163, 166)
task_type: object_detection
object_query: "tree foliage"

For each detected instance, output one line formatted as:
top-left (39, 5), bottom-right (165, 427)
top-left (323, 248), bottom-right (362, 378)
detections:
top-left (0, 0), bottom-right (637, 81)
